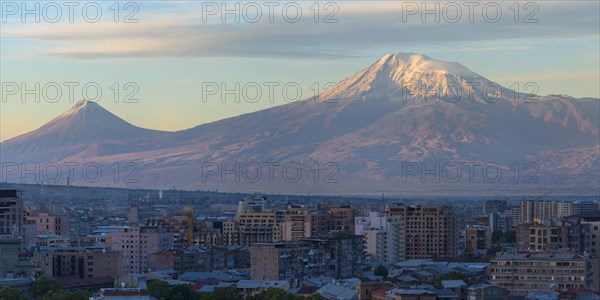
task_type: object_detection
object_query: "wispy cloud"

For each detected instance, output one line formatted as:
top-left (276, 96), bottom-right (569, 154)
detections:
top-left (1, 1), bottom-right (598, 59)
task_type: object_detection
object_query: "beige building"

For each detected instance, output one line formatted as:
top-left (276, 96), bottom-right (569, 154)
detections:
top-left (280, 206), bottom-right (330, 241)
top-left (516, 223), bottom-right (567, 251)
top-left (27, 212), bottom-right (70, 237)
top-left (465, 225), bottom-right (492, 254)
top-left (106, 226), bottom-right (174, 274)
top-left (386, 204), bottom-right (457, 259)
top-left (491, 252), bottom-right (600, 295)
top-left (34, 246), bottom-right (121, 279)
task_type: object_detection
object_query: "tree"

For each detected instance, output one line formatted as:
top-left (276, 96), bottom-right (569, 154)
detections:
top-left (249, 289), bottom-right (324, 300)
top-left (170, 284), bottom-right (197, 300)
top-left (33, 276), bottom-right (60, 298)
top-left (492, 230), bottom-right (516, 244)
top-left (209, 287), bottom-right (240, 300)
top-left (491, 230), bottom-right (503, 243)
top-left (37, 289), bottom-right (91, 300)
top-left (374, 265), bottom-right (389, 278)
top-left (0, 287), bottom-right (27, 300)
top-left (250, 288), bottom-right (293, 300)
top-left (504, 230), bottom-right (516, 243)
top-left (148, 280), bottom-right (172, 300)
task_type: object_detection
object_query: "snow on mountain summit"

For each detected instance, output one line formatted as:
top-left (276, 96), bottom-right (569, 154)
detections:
top-left (320, 52), bottom-right (489, 102)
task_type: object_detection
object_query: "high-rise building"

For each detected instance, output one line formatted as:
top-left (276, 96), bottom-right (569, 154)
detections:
top-left (483, 200), bottom-right (507, 214)
top-left (515, 222), bottom-right (567, 251)
top-left (363, 216), bottom-right (405, 263)
top-left (34, 246), bottom-right (121, 279)
top-left (491, 252), bottom-right (600, 295)
top-left (0, 235), bottom-right (34, 299)
top-left (327, 206), bottom-right (356, 233)
top-left (238, 195), bottom-right (267, 213)
top-left (354, 211), bottom-right (388, 235)
top-left (128, 204), bottom-right (139, 224)
top-left (225, 196), bottom-right (282, 245)
top-left (26, 211), bottom-right (70, 237)
top-left (280, 206), bottom-right (329, 241)
top-left (573, 201), bottom-right (600, 215)
top-left (236, 210), bottom-right (279, 244)
top-left (106, 225), bottom-right (174, 274)
top-left (250, 232), bottom-right (365, 282)
top-left (517, 200), bottom-right (575, 225)
top-left (489, 212), bottom-right (512, 233)
top-left (465, 225), bottom-right (492, 255)
top-left (0, 190), bottom-right (24, 239)
top-left (386, 204), bottom-right (457, 259)
top-left (563, 212), bottom-right (600, 256)
top-left (147, 246), bottom-right (249, 273)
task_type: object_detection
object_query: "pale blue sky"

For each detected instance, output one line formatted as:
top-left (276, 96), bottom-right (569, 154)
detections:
top-left (1, 1), bottom-right (599, 141)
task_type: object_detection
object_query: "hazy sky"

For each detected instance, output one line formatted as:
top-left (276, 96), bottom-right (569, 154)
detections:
top-left (1, 1), bottom-right (599, 141)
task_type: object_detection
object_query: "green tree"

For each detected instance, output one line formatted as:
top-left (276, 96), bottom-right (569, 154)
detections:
top-left (33, 276), bottom-right (60, 298)
top-left (249, 289), bottom-right (324, 300)
top-left (492, 230), bottom-right (516, 244)
top-left (504, 230), bottom-right (516, 243)
top-left (374, 265), bottom-right (389, 278)
top-left (170, 284), bottom-right (197, 300)
top-left (491, 230), bottom-right (503, 243)
top-left (209, 287), bottom-right (240, 300)
top-left (148, 280), bottom-right (172, 300)
top-left (38, 289), bottom-right (91, 300)
top-left (0, 287), bottom-right (27, 300)
top-left (250, 288), bottom-right (293, 300)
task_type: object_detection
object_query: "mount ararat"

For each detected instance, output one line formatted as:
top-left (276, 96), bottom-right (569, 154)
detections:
top-left (1, 53), bottom-right (598, 195)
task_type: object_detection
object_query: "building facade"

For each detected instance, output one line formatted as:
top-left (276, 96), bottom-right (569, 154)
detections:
top-left (490, 252), bottom-right (600, 295)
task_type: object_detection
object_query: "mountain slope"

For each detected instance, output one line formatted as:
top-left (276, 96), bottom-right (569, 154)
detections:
top-left (1, 100), bottom-right (169, 161)
top-left (1, 53), bottom-right (598, 192)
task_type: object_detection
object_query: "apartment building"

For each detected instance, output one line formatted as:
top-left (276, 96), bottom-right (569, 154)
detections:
top-left (363, 216), bottom-right (405, 263)
top-left (517, 200), bottom-right (578, 225)
top-left (515, 223), bottom-right (567, 251)
top-left (483, 200), bottom-right (508, 214)
top-left (147, 245), bottom-right (249, 273)
top-left (386, 204), bottom-right (458, 259)
top-left (490, 252), bottom-right (600, 295)
top-left (564, 212), bottom-right (600, 256)
top-left (280, 206), bottom-right (329, 241)
top-left (250, 232), bottom-right (365, 281)
top-left (465, 225), bottom-right (492, 255)
top-left (106, 225), bottom-right (174, 274)
top-left (27, 212), bottom-right (70, 237)
top-left (34, 246), bottom-right (121, 279)
top-left (0, 190), bottom-right (24, 238)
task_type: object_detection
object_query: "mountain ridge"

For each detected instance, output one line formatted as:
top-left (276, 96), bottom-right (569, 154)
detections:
top-left (1, 53), bottom-right (598, 192)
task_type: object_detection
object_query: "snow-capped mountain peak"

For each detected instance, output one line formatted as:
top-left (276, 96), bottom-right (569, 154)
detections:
top-left (320, 52), bottom-right (488, 102)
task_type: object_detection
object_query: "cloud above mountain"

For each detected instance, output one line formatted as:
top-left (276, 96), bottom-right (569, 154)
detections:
top-left (2, 2), bottom-right (598, 59)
